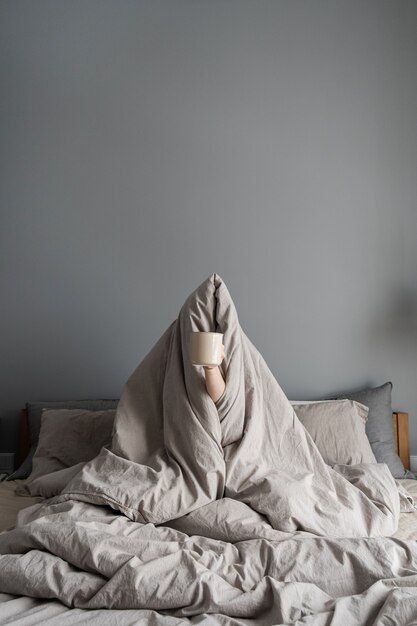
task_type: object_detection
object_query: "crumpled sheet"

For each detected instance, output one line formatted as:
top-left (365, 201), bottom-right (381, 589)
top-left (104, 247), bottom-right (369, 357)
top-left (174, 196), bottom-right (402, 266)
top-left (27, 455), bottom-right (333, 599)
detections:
top-left (1, 273), bottom-right (417, 625)
top-left (0, 497), bottom-right (417, 624)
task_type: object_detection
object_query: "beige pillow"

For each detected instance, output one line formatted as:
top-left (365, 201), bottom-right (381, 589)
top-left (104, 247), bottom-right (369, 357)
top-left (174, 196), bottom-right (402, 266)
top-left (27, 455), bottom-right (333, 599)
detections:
top-left (292, 400), bottom-right (376, 466)
top-left (28, 408), bottom-right (116, 482)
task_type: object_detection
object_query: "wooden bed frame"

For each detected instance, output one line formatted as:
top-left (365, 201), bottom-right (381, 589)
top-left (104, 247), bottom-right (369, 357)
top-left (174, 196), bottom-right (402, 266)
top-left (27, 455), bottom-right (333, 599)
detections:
top-left (392, 412), bottom-right (410, 470)
top-left (18, 408), bottom-right (411, 470)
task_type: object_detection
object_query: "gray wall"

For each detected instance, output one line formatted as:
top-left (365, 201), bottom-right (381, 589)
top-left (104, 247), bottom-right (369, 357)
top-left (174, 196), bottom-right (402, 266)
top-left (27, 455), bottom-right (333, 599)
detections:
top-left (1, 0), bottom-right (417, 460)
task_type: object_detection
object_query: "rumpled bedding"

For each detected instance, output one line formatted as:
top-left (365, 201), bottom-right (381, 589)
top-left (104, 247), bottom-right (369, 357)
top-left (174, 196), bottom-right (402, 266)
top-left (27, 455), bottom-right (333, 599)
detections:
top-left (1, 273), bottom-right (417, 625)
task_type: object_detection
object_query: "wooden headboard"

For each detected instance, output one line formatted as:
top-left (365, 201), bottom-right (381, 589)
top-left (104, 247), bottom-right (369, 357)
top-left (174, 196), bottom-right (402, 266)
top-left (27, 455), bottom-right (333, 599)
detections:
top-left (392, 412), bottom-right (410, 470)
top-left (18, 407), bottom-right (411, 470)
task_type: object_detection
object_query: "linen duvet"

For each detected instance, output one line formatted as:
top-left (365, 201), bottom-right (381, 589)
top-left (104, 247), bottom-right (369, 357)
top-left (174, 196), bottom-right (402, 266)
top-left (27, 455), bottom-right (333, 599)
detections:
top-left (0, 273), bottom-right (417, 625)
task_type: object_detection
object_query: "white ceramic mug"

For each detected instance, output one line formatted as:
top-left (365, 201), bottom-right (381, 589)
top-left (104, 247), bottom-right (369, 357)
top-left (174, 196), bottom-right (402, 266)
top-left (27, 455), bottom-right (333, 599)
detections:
top-left (190, 332), bottom-right (223, 367)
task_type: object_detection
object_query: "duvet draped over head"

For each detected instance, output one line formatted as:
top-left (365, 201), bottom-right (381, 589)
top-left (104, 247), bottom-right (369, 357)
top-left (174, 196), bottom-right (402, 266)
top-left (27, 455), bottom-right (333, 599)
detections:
top-left (54, 273), bottom-right (400, 537)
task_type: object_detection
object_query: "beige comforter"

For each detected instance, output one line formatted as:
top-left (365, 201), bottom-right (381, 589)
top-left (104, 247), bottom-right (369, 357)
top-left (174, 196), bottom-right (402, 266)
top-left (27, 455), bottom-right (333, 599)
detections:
top-left (0, 274), bottom-right (416, 625)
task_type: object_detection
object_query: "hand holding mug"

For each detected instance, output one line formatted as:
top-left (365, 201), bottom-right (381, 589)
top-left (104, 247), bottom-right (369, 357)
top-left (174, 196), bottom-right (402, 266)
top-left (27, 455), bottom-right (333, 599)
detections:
top-left (190, 332), bottom-right (226, 403)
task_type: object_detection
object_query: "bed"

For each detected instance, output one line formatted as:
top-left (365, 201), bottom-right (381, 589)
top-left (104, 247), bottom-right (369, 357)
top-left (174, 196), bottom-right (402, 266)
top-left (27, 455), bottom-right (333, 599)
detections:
top-left (2, 410), bottom-right (413, 534)
top-left (0, 408), bottom-right (416, 624)
top-left (0, 408), bottom-right (410, 528)
top-left (1, 275), bottom-right (417, 625)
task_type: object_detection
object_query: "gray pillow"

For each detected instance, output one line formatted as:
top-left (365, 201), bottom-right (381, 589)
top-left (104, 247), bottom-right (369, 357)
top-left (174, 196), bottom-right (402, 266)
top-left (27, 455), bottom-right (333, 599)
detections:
top-left (336, 382), bottom-right (414, 479)
top-left (292, 400), bottom-right (376, 467)
top-left (7, 399), bottom-right (119, 480)
top-left (28, 408), bottom-right (116, 482)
